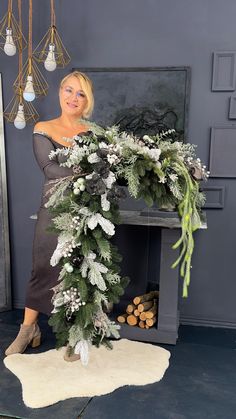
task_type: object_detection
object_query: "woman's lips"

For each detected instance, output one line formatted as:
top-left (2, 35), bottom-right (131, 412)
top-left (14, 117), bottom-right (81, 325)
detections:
top-left (67, 102), bottom-right (78, 108)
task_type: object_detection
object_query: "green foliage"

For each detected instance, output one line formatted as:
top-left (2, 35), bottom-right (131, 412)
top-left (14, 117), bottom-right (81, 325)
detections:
top-left (142, 191), bottom-right (154, 207)
top-left (74, 302), bottom-right (98, 328)
top-left (48, 310), bottom-right (70, 348)
top-left (111, 283), bottom-right (125, 296)
top-left (93, 232), bottom-right (111, 261)
top-left (63, 272), bottom-right (79, 288)
top-left (106, 284), bottom-right (124, 303)
top-left (81, 234), bottom-right (96, 256)
top-left (46, 122), bottom-right (207, 360)
top-left (49, 196), bottom-right (72, 215)
top-left (77, 277), bottom-right (89, 300)
top-left (80, 191), bottom-right (91, 203)
top-left (120, 275), bottom-right (130, 289)
top-left (110, 243), bottom-right (123, 263)
top-left (92, 334), bottom-right (113, 349)
top-left (135, 159), bottom-right (146, 177)
top-left (123, 164), bottom-right (140, 197)
top-left (88, 197), bottom-right (100, 213)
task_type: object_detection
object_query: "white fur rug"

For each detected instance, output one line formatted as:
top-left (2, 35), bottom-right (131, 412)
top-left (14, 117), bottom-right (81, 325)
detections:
top-left (4, 338), bottom-right (170, 409)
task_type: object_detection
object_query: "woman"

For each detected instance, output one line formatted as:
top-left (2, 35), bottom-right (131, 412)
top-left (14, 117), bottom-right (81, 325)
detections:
top-left (5, 70), bottom-right (94, 361)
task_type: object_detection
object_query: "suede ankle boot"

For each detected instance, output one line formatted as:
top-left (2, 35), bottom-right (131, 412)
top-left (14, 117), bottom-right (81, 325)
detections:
top-left (5, 323), bottom-right (41, 356)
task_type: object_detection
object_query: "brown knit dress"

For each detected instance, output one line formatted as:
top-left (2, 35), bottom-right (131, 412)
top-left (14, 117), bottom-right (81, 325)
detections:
top-left (25, 131), bottom-right (86, 315)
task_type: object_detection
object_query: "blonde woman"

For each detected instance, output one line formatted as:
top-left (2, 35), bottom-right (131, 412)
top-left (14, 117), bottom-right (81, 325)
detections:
top-left (5, 71), bottom-right (95, 361)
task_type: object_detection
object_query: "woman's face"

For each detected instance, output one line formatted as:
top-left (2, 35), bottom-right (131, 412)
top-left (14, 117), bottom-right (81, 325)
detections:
top-left (59, 76), bottom-right (88, 117)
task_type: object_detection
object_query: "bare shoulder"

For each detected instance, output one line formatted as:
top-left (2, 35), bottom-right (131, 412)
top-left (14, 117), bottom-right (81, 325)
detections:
top-left (34, 120), bottom-right (56, 134)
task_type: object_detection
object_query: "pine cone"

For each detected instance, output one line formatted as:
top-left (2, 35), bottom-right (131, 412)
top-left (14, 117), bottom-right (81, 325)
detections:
top-left (189, 163), bottom-right (203, 181)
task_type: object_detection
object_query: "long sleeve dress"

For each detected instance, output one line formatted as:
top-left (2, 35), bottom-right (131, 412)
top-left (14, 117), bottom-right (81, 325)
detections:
top-left (25, 131), bottom-right (82, 315)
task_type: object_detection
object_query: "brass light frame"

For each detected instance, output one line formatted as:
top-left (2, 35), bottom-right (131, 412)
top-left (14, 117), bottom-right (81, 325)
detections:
top-left (0, 0), bottom-right (27, 52)
top-left (33, 0), bottom-right (71, 68)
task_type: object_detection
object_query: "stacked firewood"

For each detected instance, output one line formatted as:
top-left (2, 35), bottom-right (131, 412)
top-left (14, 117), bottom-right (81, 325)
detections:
top-left (116, 291), bottom-right (159, 329)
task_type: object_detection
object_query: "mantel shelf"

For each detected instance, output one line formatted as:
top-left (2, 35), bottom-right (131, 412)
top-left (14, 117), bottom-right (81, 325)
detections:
top-left (119, 209), bottom-right (207, 229)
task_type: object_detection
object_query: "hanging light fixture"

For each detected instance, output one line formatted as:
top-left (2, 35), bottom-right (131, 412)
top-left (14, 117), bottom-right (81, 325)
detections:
top-left (0, 0), bottom-right (27, 56)
top-left (4, 92), bottom-right (39, 129)
top-left (4, 0), bottom-right (39, 128)
top-left (14, 0), bottom-right (48, 101)
top-left (33, 0), bottom-right (71, 71)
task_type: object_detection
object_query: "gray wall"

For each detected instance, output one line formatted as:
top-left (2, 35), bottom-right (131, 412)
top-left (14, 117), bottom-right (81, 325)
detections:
top-left (1, 0), bottom-right (236, 327)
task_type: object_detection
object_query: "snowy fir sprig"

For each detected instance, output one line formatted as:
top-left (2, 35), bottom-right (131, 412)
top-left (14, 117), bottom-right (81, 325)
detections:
top-left (45, 121), bottom-right (209, 364)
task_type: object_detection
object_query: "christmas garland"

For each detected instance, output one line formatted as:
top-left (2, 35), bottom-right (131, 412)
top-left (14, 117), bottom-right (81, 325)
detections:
top-left (45, 121), bottom-right (209, 365)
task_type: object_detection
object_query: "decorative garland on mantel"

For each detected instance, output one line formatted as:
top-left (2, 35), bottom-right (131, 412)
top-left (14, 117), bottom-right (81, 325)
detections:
top-left (45, 120), bottom-right (209, 365)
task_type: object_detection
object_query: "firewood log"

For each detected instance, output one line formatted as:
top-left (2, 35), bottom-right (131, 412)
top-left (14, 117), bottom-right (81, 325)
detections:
top-left (146, 316), bottom-right (157, 327)
top-left (133, 290), bottom-right (159, 305)
top-left (138, 300), bottom-right (153, 312)
top-left (116, 313), bottom-right (128, 323)
top-left (134, 309), bottom-right (140, 317)
top-left (139, 320), bottom-right (145, 328)
top-left (127, 314), bottom-right (138, 326)
top-left (126, 303), bottom-right (136, 314)
top-left (145, 301), bottom-right (158, 319)
top-left (139, 311), bottom-right (147, 321)
top-left (145, 324), bottom-right (150, 329)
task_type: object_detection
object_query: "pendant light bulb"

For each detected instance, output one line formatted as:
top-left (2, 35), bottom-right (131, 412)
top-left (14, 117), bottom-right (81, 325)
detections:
top-left (4, 28), bottom-right (16, 56)
top-left (14, 104), bottom-right (26, 129)
top-left (23, 75), bottom-right (36, 102)
top-left (44, 43), bottom-right (57, 71)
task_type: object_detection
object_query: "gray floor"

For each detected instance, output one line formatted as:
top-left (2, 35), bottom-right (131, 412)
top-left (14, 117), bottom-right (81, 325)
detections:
top-left (1, 310), bottom-right (236, 419)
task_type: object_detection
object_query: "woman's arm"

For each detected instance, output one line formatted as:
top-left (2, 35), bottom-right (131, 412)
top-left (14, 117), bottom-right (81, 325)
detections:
top-left (33, 133), bottom-right (73, 179)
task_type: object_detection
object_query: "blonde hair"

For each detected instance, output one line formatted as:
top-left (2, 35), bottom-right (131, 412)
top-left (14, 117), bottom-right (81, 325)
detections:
top-left (60, 70), bottom-right (94, 119)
